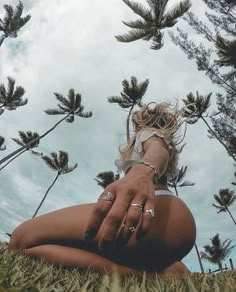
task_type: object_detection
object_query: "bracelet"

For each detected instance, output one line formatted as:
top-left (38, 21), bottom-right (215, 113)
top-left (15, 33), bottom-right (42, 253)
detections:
top-left (134, 161), bottom-right (159, 184)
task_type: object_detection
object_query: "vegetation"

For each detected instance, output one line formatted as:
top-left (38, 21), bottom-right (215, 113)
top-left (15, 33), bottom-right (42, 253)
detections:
top-left (200, 234), bottom-right (235, 270)
top-left (32, 151), bottom-right (77, 218)
top-left (169, 0), bottom-right (236, 163)
top-left (1, 243), bottom-right (236, 292)
top-left (108, 76), bottom-right (149, 142)
top-left (116, 0), bottom-right (191, 50)
top-left (213, 189), bottom-right (236, 225)
top-left (0, 0), bottom-right (31, 46)
top-left (0, 89), bottom-right (92, 166)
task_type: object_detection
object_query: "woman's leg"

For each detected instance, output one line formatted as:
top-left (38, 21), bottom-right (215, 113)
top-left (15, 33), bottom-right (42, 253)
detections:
top-left (20, 244), bottom-right (189, 278)
top-left (9, 196), bottom-right (195, 277)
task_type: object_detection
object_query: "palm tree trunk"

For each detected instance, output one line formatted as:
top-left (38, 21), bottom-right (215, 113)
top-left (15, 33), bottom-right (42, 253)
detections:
top-left (218, 261), bottom-right (223, 271)
top-left (174, 186), bottom-right (179, 197)
top-left (0, 112), bottom-right (72, 166)
top-left (194, 243), bottom-right (205, 273)
top-left (173, 186), bottom-right (205, 273)
top-left (201, 116), bottom-right (236, 162)
top-left (226, 207), bottom-right (236, 226)
top-left (126, 104), bottom-right (135, 143)
top-left (32, 173), bottom-right (60, 218)
top-left (0, 149), bottom-right (27, 171)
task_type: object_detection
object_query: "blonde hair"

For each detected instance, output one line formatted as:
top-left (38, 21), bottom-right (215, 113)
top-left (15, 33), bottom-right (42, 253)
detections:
top-left (119, 102), bottom-right (185, 178)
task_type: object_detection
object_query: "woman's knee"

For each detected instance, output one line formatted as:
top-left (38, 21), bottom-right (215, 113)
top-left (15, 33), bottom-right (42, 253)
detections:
top-left (8, 220), bottom-right (33, 251)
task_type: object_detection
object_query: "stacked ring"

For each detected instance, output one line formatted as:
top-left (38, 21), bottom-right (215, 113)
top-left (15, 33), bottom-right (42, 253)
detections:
top-left (144, 208), bottom-right (155, 217)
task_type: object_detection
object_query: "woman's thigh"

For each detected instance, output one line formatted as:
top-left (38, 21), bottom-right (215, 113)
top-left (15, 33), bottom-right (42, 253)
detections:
top-left (9, 203), bottom-right (98, 250)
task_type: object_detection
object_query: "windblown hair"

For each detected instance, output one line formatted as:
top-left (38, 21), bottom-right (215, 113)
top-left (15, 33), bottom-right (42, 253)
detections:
top-left (119, 102), bottom-right (185, 179)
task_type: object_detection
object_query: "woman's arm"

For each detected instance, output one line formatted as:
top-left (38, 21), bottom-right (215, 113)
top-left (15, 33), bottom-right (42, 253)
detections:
top-left (84, 136), bottom-right (169, 251)
top-left (128, 135), bottom-right (169, 181)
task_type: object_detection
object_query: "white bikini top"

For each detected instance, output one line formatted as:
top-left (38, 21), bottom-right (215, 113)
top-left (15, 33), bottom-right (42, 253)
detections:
top-left (115, 127), bottom-right (172, 174)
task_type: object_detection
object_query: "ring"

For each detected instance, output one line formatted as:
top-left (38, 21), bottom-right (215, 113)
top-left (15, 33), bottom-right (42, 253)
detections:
top-left (102, 192), bottom-right (113, 202)
top-left (128, 226), bottom-right (136, 233)
top-left (130, 203), bottom-right (143, 211)
top-left (144, 208), bottom-right (155, 217)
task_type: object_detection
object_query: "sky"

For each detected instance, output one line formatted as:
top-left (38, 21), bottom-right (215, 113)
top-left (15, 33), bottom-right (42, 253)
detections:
top-left (0, 0), bottom-right (235, 273)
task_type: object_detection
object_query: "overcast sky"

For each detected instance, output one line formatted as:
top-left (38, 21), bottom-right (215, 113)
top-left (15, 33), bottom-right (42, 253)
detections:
top-left (0, 0), bottom-right (235, 273)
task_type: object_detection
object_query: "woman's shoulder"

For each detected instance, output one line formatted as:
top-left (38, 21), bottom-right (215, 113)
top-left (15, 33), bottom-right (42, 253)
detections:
top-left (135, 127), bottom-right (171, 147)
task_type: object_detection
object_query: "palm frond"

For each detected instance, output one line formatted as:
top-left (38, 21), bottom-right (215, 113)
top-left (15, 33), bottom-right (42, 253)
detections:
top-left (61, 163), bottom-right (78, 174)
top-left (116, 28), bottom-right (153, 43)
top-left (58, 151), bottom-right (69, 169)
top-left (0, 135), bottom-right (6, 150)
top-left (123, 19), bottom-right (153, 29)
top-left (54, 93), bottom-right (71, 110)
top-left (44, 109), bottom-right (64, 115)
top-left (94, 171), bottom-right (117, 188)
top-left (76, 111), bottom-right (92, 118)
top-left (41, 155), bottom-right (58, 171)
top-left (215, 35), bottom-right (236, 68)
top-left (161, 0), bottom-right (191, 28)
top-left (122, 0), bottom-right (153, 22)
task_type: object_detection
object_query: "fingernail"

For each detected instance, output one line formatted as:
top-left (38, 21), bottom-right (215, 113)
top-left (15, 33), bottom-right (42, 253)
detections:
top-left (84, 231), bottom-right (93, 240)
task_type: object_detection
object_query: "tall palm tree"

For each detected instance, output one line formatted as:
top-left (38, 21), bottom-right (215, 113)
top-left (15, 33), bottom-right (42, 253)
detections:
top-left (167, 166), bottom-right (195, 197)
top-left (167, 166), bottom-right (204, 273)
top-left (94, 171), bottom-right (120, 188)
top-left (0, 77), bottom-right (28, 115)
top-left (108, 76), bottom-right (149, 142)
top-left (0, 135), bottom-right (6, 151)
top-left (183, 91), bottom-right (236, 162)
top-left (32, 151), bottom-right (77, 218)
top-left (0, 89), bottom-right (92, 166)
top-left (115, 0), bottom-right (191, 50)
top-left (213, 188), bottom-right (236, 225)
top-left (0, 131), bottom-right (42, 172)
top-left (0, 1), bottom-right (31, 46)
top-left (200, 234), bottom-right (235, 270)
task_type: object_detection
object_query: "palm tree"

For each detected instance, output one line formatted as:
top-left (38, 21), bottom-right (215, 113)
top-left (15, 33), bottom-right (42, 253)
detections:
top-left (0, 131), bottom-right (42, 172)
top-left (0, 77), bottom-right (28, 115)
top-left (183, 91), bottom-right (236, 162)
top-left (167, 166), bottom-right (204, 273)
top-left (108, 76), bottom-right (149, 142)
top-left (167, 166), bottom-right (195, 197)
top-left (0, 88), bottom-right (92, 166)
top-left (32, 151), bottom-right (77, 218)
top-left (115, 0), bottom-right (191, 50)
top-left (213, 188), bottom-right (236, 225)
top-left (0, 1), bottom-right (31, 46)
top-left (94, 171), bottom-right (120, 188)
top-left (215, 35), bottom-right (236, 81)
top-left (200, 234), bottom-right (235, 270)
top-left (0, 135), bottom-right (6, 151)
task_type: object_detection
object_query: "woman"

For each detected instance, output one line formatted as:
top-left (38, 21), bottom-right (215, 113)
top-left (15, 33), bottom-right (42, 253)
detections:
top-left (8, 102), bottom-right (196, 278)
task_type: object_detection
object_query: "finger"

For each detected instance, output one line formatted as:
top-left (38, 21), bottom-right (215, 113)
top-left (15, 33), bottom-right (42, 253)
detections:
top-left (116, 196), bottom-right (145, 247)
top-left (136, 197), bottom-right (155, 240)
top-left (98, 193), bottom-right (131, 251)
top-left (84, 191), bottom-right (115, 240)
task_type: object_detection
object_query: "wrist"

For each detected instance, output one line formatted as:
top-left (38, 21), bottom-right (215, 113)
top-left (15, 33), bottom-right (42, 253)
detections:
top-left (129, 162), bottom-right (158, 184)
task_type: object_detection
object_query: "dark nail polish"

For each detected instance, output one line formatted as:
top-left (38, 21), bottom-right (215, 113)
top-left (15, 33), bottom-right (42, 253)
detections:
top-left (84, 231), bottom-right (93, 240)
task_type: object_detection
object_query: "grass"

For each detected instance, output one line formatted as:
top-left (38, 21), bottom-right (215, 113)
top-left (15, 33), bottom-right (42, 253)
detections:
top-left (1, 243), bottom-right (236, 292)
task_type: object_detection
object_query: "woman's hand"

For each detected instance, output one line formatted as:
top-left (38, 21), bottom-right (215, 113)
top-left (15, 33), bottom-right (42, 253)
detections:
top-left (84, 165), bottom-right (155, 251)
top-left (84, 136), bottom-right (169, 252)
